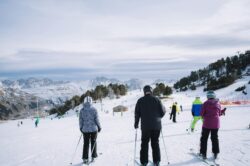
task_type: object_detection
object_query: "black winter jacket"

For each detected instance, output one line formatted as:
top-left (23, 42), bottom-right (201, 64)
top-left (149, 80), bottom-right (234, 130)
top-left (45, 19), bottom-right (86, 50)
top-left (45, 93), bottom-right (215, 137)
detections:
top-left (134, 94), bottom-right (166, 131)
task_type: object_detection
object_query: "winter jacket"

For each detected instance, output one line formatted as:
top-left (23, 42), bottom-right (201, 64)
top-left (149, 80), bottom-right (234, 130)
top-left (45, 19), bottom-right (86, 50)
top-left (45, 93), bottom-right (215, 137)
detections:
top-left (135, 94), bottom-right (166, 131)
top-left (191, 99), bottom-right (202, 116)
top-left (79, 102), bottom-right (101, 133)
top-left (171, 103), bottom-right (180, 113)
top-left (201, 98), bottom-right (225, 129)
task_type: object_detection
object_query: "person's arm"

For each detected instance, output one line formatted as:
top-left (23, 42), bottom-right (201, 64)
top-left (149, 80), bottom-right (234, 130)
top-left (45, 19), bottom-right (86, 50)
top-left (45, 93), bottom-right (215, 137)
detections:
top-left (94, 108), bottom-right (101, 132)
top-left (200, 103), bottom-right (206, 117)
top-left (159, 99), bottom-right (166, 117)
top-left (134, 100), bottom-right (141, 129)
top-left (176, 105), bottom-right (180, 113)
top-left (191, 104), bottom-right (194, 116)
top-left (79, 109), bottom-right (83, 132)
top-left (219, 101), bottom-right (226, 116)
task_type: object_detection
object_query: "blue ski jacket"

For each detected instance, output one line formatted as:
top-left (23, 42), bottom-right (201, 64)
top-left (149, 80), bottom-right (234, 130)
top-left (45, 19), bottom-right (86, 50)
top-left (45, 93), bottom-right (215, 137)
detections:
top-left (191, 99), bottom-right (202, 116)
top-left (79, 98), bottom-right (101, 133)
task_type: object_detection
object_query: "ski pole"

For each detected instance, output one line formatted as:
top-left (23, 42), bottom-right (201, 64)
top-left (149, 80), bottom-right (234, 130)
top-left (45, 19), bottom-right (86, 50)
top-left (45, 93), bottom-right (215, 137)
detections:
top-left (70, 134), bottom-right (82, 165)
top-left (134, 129), bottom-right (138, 166)
top-left (161, 130), bottom-right (170, 165)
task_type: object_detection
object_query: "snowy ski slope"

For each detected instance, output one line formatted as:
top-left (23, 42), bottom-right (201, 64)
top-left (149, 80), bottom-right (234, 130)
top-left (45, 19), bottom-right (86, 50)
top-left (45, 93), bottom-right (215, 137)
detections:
top-left (0, 80), bottom-right (250, 166)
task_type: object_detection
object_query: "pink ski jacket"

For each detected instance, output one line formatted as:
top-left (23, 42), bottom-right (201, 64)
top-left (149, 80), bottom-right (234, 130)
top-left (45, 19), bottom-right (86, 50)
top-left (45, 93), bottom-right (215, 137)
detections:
top-left (201, 99), bottom-right (225, 129)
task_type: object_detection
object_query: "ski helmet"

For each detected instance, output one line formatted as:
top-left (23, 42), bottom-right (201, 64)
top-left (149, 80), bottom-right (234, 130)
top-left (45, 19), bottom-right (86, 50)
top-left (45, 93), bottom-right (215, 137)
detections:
top-left (143, 85), bottom-right (153, 95)
top-left (206, 91), bottom-right (216, 99)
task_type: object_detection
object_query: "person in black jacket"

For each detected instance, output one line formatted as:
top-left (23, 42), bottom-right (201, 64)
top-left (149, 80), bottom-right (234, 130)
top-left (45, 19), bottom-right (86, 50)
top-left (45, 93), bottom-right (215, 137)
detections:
top-left (134, 85), bottom-right (166, 166)
top-left (170, 102), bottom-right (178, 123)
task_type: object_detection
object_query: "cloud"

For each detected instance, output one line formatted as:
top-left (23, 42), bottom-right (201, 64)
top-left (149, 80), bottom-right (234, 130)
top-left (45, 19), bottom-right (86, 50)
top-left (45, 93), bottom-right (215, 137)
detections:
top-left (122, 34), bottom-right (250, 49)
top-left (0, 0), bottom-right (250, 80)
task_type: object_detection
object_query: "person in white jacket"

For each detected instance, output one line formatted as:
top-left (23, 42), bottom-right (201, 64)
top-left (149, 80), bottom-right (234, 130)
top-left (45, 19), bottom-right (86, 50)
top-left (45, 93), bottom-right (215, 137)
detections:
top-left (79, 96), bottom-right (101, 164)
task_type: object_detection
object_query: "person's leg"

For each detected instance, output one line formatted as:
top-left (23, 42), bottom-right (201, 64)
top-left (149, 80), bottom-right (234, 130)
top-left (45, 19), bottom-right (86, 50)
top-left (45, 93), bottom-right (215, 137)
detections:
top-left (90, 132), bottom-right (98, 158)
top-left (140, 130), bottom-right (150, 165)
top-left (200, 128), bottom-right (210, 158)
top-left (173, 111), bottom-right (176, 122)
top-left (83, 133), bottom-right (90, 160)
top-left (191, 116), bottom-right (201, 130)
top-left (211, 129), bottom-right (219, 156)
top-left (150, 130), bottom-right (161, 164)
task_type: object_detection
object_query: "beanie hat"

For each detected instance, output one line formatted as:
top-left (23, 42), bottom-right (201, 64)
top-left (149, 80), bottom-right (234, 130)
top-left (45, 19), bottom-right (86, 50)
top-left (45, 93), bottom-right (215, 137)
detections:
top-left (84, 96), bottom-right (93, 104)
top-left (206, 90), bottom-right (216, 99)
top-left (143, 85), bottom-right (153, 95)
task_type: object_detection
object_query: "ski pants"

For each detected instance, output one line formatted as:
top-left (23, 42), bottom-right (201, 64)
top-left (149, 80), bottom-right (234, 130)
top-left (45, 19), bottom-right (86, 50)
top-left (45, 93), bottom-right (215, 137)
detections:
top-left (200, 127), bottom-right (219, 156)
top-left (170, 110), bottom-right (176, 122)
top-left (140, 130), bottom-right (161, 165)
top-left (191, 116), bottom-right (203, 129)
top-left (82, 132), bottom-right (98, 160)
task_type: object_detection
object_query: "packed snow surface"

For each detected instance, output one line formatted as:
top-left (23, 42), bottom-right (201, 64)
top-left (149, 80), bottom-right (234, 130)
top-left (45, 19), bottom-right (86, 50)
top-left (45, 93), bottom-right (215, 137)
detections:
top-left (0, 84), bottom-right (250, 166)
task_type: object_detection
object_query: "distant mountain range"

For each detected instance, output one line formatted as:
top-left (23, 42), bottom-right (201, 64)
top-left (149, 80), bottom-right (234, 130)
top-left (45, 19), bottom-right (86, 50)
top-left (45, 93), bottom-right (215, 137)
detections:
top-left (0, 77), bottom-right (144, 120)
top-left (1, 77), bottom-right (67, 89)
top-left (0, 86), bottom-right (52, 120)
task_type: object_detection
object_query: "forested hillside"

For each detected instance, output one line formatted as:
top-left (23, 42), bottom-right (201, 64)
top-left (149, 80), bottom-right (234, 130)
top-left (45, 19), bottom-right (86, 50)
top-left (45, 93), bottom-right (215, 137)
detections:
top-left (174, 50), bottom-right (250, 91)
top-left (49, 83), bottom-right (128, 115)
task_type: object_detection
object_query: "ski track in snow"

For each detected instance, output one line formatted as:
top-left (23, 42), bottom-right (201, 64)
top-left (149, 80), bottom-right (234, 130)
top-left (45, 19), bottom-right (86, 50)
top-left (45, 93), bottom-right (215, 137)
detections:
top-left (0, 87), bottom-right (250, 166)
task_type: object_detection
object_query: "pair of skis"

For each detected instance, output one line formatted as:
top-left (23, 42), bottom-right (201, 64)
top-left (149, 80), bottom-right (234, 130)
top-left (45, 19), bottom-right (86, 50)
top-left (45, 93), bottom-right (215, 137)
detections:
top-left (190, 148), bottom-right (220, 166)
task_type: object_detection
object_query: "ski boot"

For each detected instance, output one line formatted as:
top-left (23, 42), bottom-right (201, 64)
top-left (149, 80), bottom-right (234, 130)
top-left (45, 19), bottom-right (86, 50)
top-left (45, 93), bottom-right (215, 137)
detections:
top-left (214, 153), bottom-right (218, 159)
top-left (83, 159), bottom-right (88, 164)
top-left (198, 153), bottom-right (207, 160)
top-left (154, 161), bottom-right (160, 166)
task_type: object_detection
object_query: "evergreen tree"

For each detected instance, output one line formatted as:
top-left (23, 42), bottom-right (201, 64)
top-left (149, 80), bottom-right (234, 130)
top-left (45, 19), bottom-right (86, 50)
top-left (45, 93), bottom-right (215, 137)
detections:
top-left (174, 50), bottom-right (250, 91)
top-left (153, 86), bottom-right (161, 96)
top-left (190, 84), bottom-right (196, 90)
top-left (163, 86), bottom-right (173, 96)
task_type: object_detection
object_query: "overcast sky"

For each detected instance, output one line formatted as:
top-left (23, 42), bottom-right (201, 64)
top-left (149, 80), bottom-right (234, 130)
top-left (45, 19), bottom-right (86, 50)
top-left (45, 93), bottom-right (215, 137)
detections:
top-left (0, 0), bottom-right (250, 81)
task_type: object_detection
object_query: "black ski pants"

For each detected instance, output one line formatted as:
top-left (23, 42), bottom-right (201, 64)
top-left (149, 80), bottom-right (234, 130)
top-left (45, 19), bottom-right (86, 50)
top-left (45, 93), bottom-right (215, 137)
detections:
top-left (200, 127), bottom-right (219, 156)
top-left (82, 132), bottom-right (98, 160)
top-left (170, 110), bottom-right (176, 122)
top-left (140, 130), bottom-right (161, 165)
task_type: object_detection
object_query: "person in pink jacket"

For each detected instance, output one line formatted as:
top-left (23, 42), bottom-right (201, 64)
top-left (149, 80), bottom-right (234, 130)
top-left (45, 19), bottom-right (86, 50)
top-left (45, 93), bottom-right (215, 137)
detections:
top-left (199, 91), bottom-right (226, 160)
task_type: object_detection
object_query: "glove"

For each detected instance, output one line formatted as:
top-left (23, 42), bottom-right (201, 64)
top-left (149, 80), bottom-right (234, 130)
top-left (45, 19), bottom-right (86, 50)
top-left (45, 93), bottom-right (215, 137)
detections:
top-left (192, 112), bottom-right (194, 116)
top-left (98, 126), bottom-right (101, 132)
top-left (221, 108), bottom-right (226, 116)
top-left (80, 128), bottom-right (83, 133)
top-left (134, 124), bottom-right (138, 129)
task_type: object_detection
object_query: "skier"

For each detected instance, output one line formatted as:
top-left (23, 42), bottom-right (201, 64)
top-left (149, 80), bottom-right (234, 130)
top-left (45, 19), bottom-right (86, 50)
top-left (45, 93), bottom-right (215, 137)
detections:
top-left (199, 91), bottom-right (226, 160)
top-left (134, 85), bottom-right (166, 166)
top-left (170, 102), bottom-right (179, 123)
top-left (180, 105), bottom-right (183, 112)
top-left (79, 96), bottom-right (101, 164)
top-left (35, 117), bottom-right (39, 127)
top-left (190, 97), bottom-right (203, 132)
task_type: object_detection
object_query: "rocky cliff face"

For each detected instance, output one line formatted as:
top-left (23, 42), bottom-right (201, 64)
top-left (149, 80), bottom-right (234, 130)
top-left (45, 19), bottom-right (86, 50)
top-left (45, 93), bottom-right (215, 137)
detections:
top-left (0, 87), bottom-right (52, 120)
